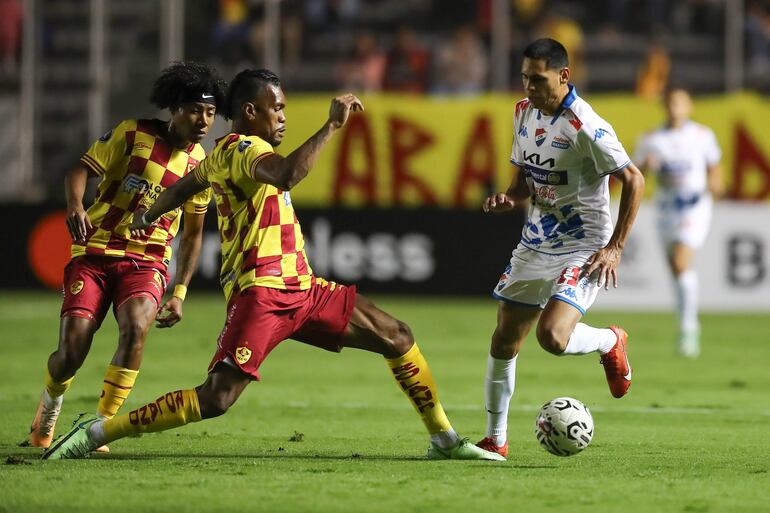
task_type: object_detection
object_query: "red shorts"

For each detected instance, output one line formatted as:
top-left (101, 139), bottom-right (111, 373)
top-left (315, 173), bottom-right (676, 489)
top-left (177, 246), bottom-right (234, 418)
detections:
top-left (61, 255), bottom-right (168, 326)
top-left (209, 279), bottom-right (357, 380)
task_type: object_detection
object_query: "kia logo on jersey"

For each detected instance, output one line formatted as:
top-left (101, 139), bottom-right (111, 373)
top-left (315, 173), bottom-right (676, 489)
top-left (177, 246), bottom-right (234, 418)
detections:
top-left (535, 128), bottom-right (546, 147)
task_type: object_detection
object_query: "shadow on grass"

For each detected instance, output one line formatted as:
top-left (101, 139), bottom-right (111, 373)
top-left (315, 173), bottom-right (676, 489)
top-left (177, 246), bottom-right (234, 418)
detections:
top-left (5, 449), bottom-right (556, 468)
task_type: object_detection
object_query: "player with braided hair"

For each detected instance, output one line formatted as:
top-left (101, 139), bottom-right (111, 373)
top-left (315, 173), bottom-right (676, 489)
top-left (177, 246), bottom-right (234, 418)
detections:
top-left (25, 61), bottom-right (226, 453)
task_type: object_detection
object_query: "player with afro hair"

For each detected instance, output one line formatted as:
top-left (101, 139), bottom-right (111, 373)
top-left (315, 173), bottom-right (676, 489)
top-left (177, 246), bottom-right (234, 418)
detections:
top-left (26, 61), bottom-right (226, 454)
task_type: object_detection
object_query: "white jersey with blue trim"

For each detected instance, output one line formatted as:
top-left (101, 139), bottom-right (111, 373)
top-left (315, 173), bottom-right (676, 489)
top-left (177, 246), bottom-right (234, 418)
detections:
top-left (634, 120), bottom-right (721, 202)
top-left (510, 85), bottom-right (631, 255)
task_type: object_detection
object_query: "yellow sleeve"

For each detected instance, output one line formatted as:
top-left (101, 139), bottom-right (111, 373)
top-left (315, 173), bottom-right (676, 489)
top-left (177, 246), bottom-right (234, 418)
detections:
top-left (192, 158), bottom-right (210, 186)
top-left (233, 136), bottom-right (274, 183)
top-left (80, 120), bottom-right (134, 176)
top-left (183, 185), bottom-right (212, 215)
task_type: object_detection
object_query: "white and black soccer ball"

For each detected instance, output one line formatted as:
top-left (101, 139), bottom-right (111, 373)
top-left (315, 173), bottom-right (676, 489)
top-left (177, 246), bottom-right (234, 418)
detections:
top-left (534, 397), bottom-right (594, 456)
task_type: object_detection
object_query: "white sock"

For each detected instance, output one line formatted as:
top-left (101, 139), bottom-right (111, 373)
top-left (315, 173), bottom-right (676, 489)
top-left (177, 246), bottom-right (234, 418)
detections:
top-left (87, 419), bottom-right (107, 446)
top-left (484, 354), bottom-right (517, 446)
top-left (675, 269), bottom-right (699, 334)
top-left (562, 323), bottom-right (617, 355)
top-left (430, 428), bottom-right (460, 449)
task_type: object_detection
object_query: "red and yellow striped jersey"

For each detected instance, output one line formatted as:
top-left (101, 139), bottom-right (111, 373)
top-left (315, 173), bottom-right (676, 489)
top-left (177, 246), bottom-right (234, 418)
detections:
top-left (75, 119), bottom-right (211, 265)
top-left (193, 133), bottom-right (313, 300)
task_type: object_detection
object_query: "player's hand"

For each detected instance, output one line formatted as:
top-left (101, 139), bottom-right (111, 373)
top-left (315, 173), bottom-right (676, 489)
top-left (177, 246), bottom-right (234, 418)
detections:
top-left (156, 296), bottom-right (182, 328)
top-left (582, 245), bottom-right (622, 290)
top-left (65, 204), bottom-right (93, 243)
top-left (129, 207), bottom-right (154, 238)
top-left (328, 93), bottom-right (364, 129)
top-left (483, 193), bottom-right (516, 213)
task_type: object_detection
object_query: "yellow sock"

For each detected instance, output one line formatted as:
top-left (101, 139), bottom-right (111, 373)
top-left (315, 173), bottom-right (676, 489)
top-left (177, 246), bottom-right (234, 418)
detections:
top-left (102, 389), bottom-right (202, 444)
top-left (385, 343), bottom-right (453, 435)
top-left (96, 365), bottom-right (139, 418)
top-left (45, 368), bottom-right (73, 399)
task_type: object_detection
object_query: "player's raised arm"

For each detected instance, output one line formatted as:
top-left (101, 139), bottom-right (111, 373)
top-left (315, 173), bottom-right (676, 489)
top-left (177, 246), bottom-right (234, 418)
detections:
top-left (129, 171), bottom-right (209, 237)
top-left (483, 166), bottom-right (530, 213)
top-left (251, 94), bottom-right (363, 190)
top-left (583, 163), bottom-right (645, 288)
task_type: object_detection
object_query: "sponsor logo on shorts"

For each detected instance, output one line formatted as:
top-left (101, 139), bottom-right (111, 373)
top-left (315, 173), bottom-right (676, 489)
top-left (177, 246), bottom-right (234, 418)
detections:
top-left (235, 346), bottom-right (252, 364)
top-left (557, 266), bottom-right (581, 287)
top-left (70, 280), bottom-right (84, 295)
top-left (151, 272), bottom-right (165, 293)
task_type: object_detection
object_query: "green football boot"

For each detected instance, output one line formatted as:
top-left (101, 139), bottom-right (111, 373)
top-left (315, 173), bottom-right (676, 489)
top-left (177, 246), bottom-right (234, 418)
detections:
top-left (41, 414), bottom-right (100, 460)
top-left (427, 437), bottom-right (506, 461)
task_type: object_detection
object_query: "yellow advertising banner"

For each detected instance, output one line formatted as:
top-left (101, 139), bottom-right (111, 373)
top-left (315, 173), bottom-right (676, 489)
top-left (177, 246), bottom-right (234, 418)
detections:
top-left (276, 92), bottom-right (770, 207)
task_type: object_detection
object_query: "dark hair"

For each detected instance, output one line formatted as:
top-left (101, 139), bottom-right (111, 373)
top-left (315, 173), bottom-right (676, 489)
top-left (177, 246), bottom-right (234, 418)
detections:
top-left (523, 38), bottom-right (569, 70)
top-left (224, 68), bottom-right (282, 120)
top-left (150, 61), bottom-right (227, 112)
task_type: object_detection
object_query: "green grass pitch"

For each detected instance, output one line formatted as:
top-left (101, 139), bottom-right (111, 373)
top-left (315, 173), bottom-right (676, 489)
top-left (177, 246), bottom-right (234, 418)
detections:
top-left (1, 292), bottom-right (768, 513)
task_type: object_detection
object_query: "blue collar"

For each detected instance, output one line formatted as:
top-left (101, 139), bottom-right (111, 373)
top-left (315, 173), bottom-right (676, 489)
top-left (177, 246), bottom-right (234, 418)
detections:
top-left (544, 84), bottom-right (578, 125)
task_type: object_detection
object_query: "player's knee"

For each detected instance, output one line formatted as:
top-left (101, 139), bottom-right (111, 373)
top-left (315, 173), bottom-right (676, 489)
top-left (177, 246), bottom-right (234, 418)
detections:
top-left (117, 318), bottom-right (151, 349)
top-left (536, 324), bottom-right (568, 355)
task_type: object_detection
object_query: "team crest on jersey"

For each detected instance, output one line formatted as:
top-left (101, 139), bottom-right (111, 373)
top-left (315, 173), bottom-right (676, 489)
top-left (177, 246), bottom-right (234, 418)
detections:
top-left (235, 346), bottom-right (252, 364)
top-left (70, 280), bottom-right (84, 295)
top-left (535, 128), bottom-right (547, 147)
top-left (238, 140), bottom-right (252, 153)
top-left (99, 129), bottom-right (113, 142)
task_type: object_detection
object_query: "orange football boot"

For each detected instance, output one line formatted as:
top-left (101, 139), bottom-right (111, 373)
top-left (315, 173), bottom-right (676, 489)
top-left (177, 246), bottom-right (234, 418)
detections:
top-left (601, 326), bottom-right (632, 398)
top-left (475, 437), bottom-right (509, 458)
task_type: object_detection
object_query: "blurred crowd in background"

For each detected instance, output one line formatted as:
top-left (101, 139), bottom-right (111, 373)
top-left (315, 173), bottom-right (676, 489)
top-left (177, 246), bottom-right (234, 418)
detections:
top-left (0, 0), bottom-right (769, 201)
top-left (191, 0), bottom-right (763, 95)
top-left (0, 0), bottom-right (769, 94)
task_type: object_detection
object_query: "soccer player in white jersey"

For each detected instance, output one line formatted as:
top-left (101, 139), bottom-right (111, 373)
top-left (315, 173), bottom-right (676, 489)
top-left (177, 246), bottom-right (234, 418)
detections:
top-left (635, 88), bottom-right (722, 358)
top-left (475, 39), bottom-right (645, 458)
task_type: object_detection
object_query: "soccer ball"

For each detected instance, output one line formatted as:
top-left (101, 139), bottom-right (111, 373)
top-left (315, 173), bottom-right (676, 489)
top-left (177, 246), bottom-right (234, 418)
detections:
top-left (534, 397), bottom-right (594, 456)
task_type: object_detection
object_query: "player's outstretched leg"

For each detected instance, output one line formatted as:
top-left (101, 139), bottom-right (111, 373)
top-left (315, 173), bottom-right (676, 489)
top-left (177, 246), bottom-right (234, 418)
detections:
top-left (341, 295), bottom-right (504, 461)
top-left (42, 363), bottom-right (250, 460)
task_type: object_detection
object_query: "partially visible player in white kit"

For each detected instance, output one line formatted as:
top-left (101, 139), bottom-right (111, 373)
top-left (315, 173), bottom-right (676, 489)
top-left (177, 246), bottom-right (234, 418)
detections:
top-left (635, 88), bottom-right (722, 358)
top-left (475, 39), bottom-right (645, 458)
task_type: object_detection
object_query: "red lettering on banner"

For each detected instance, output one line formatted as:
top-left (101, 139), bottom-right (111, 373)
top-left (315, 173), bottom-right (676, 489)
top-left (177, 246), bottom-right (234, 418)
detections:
top-left (389, 116), bottom-right (438, 206)
top-left (453, 115), bottom-right (496, 208)
top-left (333, 114), bottom-right (376, 205)
top-left (730, 123), bottom-right (770, 200)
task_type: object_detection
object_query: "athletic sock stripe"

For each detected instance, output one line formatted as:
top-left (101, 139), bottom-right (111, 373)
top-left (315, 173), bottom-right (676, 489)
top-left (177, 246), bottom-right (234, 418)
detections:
top-left (103, 380), bottom-right (133, 390)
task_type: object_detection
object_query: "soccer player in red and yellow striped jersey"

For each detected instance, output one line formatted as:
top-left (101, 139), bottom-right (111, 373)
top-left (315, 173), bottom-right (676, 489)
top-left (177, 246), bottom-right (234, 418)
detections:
top-left (28, 62), bottom-right (226, 451)
top-left (43, 69), bottom-right (504, 461)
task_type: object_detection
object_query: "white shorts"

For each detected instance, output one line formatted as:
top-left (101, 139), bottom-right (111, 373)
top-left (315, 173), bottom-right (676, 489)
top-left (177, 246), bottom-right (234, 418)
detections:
top-left (657, 193), bottom-right (712, 249)
top-left (492, 246), bottom-right (601, 315)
